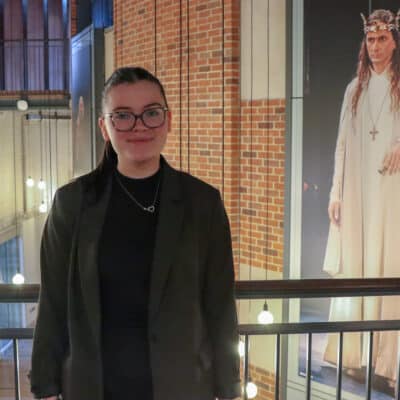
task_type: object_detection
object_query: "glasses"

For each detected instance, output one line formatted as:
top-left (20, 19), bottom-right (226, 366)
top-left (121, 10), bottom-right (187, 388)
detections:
top-left (104, 107), bottom-right (168, 131)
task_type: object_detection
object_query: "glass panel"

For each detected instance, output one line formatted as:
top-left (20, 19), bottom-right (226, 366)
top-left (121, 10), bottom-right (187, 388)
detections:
top-left (0, 0), bottom-right (68, 91)
top-left (0, 338), bottom-right (34, 399)
top-left (0, 238), bottom-right (24, 354)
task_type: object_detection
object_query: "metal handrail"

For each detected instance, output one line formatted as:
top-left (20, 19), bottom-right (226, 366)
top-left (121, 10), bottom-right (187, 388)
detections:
top-left (0, 37), bottom-right (70, 93)
top-left (1, 279), bottom-right (400, 400)
top-left (235, 277), bottom-right (400, 298)
top-left (0, 328), bottom-right (34, 339)
top-left (233, 278), bottom-right (400, 400)
top-left (0, 39), bottom-right (68, 43)
top-left (238, 319), bottom-right (400, 335)
top-left (0, 284), bottom-right (39, 302)
top-left (1, 277), bottom-right (399, 302)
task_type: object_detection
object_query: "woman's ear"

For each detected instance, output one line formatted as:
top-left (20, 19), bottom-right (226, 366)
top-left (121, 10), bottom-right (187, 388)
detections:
top-left (98, 117), bottom-right (110, 142)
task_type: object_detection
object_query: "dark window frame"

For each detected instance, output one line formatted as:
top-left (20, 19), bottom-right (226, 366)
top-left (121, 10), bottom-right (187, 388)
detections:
top-left (0, 0), bottom-right (70, 92)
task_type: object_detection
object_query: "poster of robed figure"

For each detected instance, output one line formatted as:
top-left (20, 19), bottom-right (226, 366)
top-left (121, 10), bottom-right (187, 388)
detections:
top-left (290, 0), bottom-right (400, 398)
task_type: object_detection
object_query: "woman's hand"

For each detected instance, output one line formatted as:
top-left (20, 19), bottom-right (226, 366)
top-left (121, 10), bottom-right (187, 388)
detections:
top-left (381, 143), bottom-right (400, 175)
top-left (328, 201), bottom-right (341, 226)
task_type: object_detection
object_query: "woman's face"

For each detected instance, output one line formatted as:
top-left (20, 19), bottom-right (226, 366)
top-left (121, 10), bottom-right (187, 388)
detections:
top-left (99, 80), bottom-right (171, 172)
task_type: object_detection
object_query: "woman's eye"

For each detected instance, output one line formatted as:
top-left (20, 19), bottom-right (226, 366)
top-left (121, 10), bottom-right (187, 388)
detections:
top-left (115, 112), bottom-right (132, 120)
top-left (145, 109), bottom-right (161, 118)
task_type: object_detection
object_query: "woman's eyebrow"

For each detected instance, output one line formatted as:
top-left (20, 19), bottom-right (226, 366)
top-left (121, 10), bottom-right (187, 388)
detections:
top-left (112, 103), bottom-right (163, 112)
top-left (143, 102), bottom-right (163, 108)
top-left (112, 107), bottom-right (131, 111)
top-left (113, 103), bottom-right (164, 111)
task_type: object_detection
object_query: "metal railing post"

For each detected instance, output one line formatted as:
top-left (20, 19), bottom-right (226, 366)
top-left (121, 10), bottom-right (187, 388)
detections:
top-left (243, 334), bottom-right (249, 400)
top-left (275, 333), bottom-right (280, 400)
top-left (396, 339), bottom-right (400, 400)
top-left (13, 338), bottom-right (21, 400)
top-left (336, 331), bottom-right (343, 400)
top-left (366, 331), bottom-right (374, 400)
top-left (306, 333), bottom-right (312, 400)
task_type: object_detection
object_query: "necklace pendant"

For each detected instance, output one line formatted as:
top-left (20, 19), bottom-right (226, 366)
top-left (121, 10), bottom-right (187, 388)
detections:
top-left (145, 205), bottom-right (155, 213)
top-left (114, 172), bottom-right (160, 214)
top-left (370, 128), bottom-right (378, 141)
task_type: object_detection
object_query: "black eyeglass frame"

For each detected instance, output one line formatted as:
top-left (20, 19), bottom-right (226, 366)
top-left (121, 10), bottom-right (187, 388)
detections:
top-left (104, 107), bottom-right (169, 131)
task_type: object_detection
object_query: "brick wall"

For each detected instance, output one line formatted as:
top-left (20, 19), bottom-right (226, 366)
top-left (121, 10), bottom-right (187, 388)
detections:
top-left (70, 0), bottom-right (77, 36)
top-left (240, 99), bottom-right (285, 273)
top-left (113, 0), bottom-right (285, 275)
top-left (239, 361), bottom-right (278, 400)
top-left (249, 364), bottom-right (278, 400)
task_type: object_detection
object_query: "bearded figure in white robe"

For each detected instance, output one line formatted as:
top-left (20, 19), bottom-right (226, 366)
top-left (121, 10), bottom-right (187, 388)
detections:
top-left (323, 9), bottom-right (400, 394)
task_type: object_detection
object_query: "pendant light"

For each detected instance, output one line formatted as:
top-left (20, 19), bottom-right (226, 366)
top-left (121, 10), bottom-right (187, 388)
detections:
top-left (37, 111), bottom-right (46, 190)
top-left (26, 176), bottom-right (34, 187)
top-left (38, 111), bottom-right (47, 213)
top-left (53, 111), bottom-right (59, 199)
top-left (25, 118), bottom-right (35, 187)
top-left (39, 201), bottom-right (48, 213)
top-left (257, 300), bottom-right (274, 324)
top-left (12, 273), bottom-right (25, 285)
top-left (238, 337), bottom-right (245, 358)
top-left (243, 335), bottom-right (258, 400)
top-left (257, 0), bottom-right (274, 326)
top-left (16, 99), bottom-right (29, 112)
top-left (37, 179), bottom-right (46, 190)
top-left (246, 379), bottom-right (258, 399)
top-left (11, 111), bottom-right (25, 285)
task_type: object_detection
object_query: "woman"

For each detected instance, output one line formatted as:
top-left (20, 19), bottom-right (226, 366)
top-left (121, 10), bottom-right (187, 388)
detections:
top-left (30, 67), bottom-right (241, 400)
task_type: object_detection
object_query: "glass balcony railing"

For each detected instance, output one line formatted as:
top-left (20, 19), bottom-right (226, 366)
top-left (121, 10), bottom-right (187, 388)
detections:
top-left (0, 39), bottom-right (69, 92)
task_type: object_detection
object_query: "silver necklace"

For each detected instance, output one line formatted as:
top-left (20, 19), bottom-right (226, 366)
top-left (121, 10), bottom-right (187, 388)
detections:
top-left (367, 85), bottom-right (390, 141)
top-left (114, 173), bottom-right (160, 213)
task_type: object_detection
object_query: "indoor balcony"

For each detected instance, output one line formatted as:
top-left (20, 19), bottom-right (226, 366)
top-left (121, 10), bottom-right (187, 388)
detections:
top-left (0, 278), bottom-right (399, 400)
top-left (0, 38), bottom-right (70, 109)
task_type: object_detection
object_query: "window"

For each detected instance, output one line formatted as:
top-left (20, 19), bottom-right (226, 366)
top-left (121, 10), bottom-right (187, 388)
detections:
top-left (0, 237), bottom-right (24, 329)
top-left (0, 0), bottom-right (69, 91)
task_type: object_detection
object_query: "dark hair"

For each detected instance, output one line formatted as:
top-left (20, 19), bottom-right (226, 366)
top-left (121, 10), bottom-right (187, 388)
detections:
top-left (97, 66), bottom-right (169, 172)
top-left (352, 9), bottom-right (400, 115)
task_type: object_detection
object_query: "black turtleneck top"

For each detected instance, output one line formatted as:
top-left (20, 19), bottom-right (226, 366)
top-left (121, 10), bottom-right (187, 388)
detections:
top-left (98, 167), bottom-right (162, 400)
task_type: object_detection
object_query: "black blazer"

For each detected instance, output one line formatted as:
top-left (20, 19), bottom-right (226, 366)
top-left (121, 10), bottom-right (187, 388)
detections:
top-left (30, 158), bottom-right (241, 400)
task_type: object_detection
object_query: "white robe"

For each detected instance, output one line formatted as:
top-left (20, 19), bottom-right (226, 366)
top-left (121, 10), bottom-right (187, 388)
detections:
top-left (323, 68), bottom-right (400, 380)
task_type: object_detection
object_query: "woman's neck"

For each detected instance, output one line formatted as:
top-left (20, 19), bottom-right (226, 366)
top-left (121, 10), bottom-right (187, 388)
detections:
top-left (117, 157), bottom-right (160, 178)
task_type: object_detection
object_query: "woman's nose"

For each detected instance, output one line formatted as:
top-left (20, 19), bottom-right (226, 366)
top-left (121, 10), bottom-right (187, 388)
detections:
top-left (132, 116), bottom-right (146, 130)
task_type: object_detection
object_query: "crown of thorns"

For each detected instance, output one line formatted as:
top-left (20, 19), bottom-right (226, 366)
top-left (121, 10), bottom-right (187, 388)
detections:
top-left (361, 10), bottom-right (400, 33)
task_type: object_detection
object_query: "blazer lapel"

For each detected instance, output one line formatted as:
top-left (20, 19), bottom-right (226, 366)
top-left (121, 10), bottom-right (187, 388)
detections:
top-left (149, 162), bottom-right (184, 323)
top-left (77, 175), bottom-right (112, 347)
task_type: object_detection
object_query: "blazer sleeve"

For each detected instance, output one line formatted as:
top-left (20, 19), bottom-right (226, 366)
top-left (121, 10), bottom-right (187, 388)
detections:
top-left (30, 183), bottom-right (81, 398)
top-left (203, 192), bottom-right (241, 399)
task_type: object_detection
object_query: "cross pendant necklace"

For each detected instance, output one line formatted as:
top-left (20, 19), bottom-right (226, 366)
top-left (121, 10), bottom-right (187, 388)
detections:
top-left (369, 128), bottom-right (378, 141)
top-left (367, 85), bottom-right (390, 141)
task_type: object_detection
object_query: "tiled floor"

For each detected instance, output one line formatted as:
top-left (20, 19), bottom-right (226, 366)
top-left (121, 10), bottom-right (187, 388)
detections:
top-left (298, 333), bottom-right (394, 399)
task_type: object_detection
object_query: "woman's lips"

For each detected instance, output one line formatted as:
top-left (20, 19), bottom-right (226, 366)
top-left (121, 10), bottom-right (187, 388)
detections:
top-left (127, 137), bottom-right (153, 143)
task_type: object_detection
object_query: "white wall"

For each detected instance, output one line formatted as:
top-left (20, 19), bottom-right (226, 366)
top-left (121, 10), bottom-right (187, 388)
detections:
top-left (238, 264), bottom-right (283, 373)
top-left (239, 0), bottom-right (286, 374)
top-left (105, 27), bottom-right (115, 80)
top-left (241, 0), bottom-right (286, 100)
top-left (0, 111), bottom-right (23, 240)
top-left (0, 109), bottom-right (72, 286)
